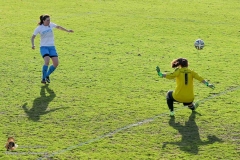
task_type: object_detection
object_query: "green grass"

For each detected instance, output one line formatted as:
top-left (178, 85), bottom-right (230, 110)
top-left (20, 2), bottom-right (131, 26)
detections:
top-left (1, 0), bottom-right (240, 159)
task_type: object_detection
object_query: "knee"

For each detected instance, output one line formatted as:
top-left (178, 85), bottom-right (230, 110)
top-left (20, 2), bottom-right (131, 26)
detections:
top-left (44, 61), bottom-right (50, 66)
top-left (44, 56), bottom-right (50, 66)
top-left (53, 61), bottom-right (59, 68)
top-left (166, 91), bottom-right (173, 100)
top-left (52, 58), bottom-right (59, 68)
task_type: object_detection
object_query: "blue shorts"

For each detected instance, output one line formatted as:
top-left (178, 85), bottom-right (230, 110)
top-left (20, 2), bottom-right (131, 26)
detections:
top-left (40, 46), bottom-right (58, 58)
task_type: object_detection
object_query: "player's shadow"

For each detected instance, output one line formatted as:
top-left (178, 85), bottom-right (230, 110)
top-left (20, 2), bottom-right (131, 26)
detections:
top-left (22, 85), bottom-right (68, 122)
top-left (162, 111), bottom-right (223, 154)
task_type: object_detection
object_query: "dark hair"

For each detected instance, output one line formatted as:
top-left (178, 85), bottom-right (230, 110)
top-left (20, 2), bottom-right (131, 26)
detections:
top-left (171, 58), bottom-right (188, 68)
top-left (38, 14), bottom-right (50, 25)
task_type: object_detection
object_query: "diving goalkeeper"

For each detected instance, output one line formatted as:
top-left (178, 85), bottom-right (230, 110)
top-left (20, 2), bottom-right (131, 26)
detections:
top-left (156, 58), bottom-right (215, 116)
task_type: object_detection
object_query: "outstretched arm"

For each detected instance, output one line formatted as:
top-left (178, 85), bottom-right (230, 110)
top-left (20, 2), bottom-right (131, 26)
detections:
top-left (156, 66), bottom-right (166, 78)
top-left (192, 71), bottom-right (215, 89)
top-left (56, 25), bottom-right (74, 33)
top-left (201, 80), bottom-right (215, 89)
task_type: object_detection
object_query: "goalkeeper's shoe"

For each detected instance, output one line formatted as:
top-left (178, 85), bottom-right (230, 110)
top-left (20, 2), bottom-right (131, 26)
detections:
top-left (193, 102), bottom-right (199, 110)
top-left (169, 111), bottom-right (175, 117)
top-left (188, 102), bottom-right (199, 111)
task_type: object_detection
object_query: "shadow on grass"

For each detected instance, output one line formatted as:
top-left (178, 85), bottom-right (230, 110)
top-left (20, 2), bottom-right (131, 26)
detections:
top-left (22, 85), bottom-right (68, 122)
top-left (162, 111), bottom-right (223, 154)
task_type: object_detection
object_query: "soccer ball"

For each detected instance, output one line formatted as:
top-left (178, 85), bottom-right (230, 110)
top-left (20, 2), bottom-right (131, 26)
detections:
top-left (194, 39), bottom-right (204, 50)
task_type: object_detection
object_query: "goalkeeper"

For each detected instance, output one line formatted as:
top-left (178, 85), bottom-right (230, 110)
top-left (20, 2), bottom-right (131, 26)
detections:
top-left (156, 58), bottom-right (215, 116)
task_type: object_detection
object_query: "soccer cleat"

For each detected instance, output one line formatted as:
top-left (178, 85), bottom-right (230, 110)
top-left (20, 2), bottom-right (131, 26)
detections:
top-left (193, 102), bottom-right (199, 110)
top-left (46, 76), bottom-right (50, 83)
top-left (188, 106), bottom-right (195, 111)
top-left (41, 79), bottom-right (46, 84)
top-left (188, 102), bottom-right (200, 111)
top-left (169, 111), bottom-right (175, 117)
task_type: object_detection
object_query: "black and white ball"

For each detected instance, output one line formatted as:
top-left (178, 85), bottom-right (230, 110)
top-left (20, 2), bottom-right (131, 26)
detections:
top-left (194, 39), bottom-right (204, 50)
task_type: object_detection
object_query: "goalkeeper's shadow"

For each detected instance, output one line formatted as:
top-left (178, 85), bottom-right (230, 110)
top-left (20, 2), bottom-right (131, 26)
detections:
top-left (162, 111), bottom-right (223, 154)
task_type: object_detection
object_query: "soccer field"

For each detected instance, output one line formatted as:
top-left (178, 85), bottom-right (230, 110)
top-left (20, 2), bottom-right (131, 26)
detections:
top-left (0, 0), bottom-right (240, 159)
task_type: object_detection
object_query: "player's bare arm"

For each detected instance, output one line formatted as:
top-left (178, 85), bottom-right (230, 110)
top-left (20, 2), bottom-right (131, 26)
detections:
top-left (31, 35), bottom-right (36, 49)
top-left (56, 26), bottom-right (74, 33)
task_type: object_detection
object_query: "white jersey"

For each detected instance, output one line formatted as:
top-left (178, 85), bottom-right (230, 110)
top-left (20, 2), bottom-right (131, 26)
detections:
top-left (33, 22), bottom-right (57, 46)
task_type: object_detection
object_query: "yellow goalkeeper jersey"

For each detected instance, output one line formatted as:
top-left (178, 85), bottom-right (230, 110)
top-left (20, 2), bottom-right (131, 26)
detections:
top-left (165, 67), bottom-right (204, 103)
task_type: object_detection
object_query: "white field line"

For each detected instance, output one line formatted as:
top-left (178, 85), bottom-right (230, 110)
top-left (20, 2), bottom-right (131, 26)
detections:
top-left (198, 86), bottom-right (240, 104)
top-left (35, 85), bottom-right (239, 159)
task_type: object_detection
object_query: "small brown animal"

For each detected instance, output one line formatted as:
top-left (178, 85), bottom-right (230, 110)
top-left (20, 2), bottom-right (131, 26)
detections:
top-left (5, 137), bottom-right (18, 151)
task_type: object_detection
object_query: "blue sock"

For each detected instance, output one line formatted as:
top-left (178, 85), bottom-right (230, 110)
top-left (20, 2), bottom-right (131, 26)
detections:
top-left (46, 65), bottom-right (56, 77)
top-left (42, 65), bottom-right (48, 80)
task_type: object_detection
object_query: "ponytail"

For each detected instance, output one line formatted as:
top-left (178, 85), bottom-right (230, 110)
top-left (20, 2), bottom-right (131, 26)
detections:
top-left (38, 14), bottom-right (50, 25)
top-left (171, 58), bottom-right (188, 68)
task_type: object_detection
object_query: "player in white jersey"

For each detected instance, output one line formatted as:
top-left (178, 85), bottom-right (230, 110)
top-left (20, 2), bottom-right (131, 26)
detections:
top-left (31, 14), bottom-right (74, 84)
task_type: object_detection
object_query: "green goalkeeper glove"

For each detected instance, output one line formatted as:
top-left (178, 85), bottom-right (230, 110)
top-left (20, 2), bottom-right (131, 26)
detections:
top-left (204, 82), bottom-right (215, 89)
top-left (156, 66), bottom-right (163, 77)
